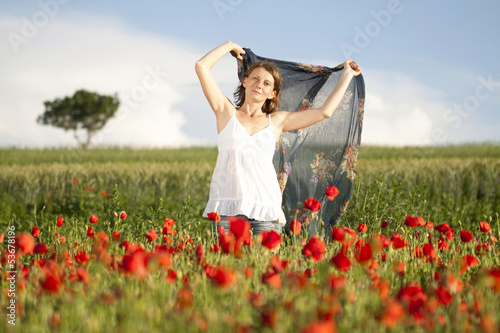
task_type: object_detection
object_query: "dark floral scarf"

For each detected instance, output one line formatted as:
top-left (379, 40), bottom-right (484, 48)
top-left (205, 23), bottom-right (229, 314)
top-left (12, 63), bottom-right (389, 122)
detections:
top-left (238, 48), bottom-right (365, 235)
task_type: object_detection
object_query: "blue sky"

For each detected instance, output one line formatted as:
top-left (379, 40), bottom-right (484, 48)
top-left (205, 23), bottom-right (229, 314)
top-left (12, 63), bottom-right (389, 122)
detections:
top-left (1, 0), bottom-right (499, 147)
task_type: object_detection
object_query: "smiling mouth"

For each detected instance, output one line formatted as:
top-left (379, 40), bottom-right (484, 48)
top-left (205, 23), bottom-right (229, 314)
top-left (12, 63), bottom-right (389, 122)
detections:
top-left (252, 90), bottom-right (261, 95)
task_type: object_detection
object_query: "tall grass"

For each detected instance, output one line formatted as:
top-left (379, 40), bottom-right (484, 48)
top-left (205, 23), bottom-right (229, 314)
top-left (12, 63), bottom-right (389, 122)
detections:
top-left (0, 145), bottom-right (498, 233)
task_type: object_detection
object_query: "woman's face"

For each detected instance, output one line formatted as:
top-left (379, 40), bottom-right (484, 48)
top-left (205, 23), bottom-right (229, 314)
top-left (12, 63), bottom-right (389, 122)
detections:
top-left (243, 67), bottom-right (276, 102)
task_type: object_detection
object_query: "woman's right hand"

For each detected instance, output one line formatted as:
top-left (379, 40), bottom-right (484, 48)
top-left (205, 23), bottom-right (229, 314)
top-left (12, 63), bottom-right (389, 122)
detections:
top-left (229, 42), bottom-right (245, 61)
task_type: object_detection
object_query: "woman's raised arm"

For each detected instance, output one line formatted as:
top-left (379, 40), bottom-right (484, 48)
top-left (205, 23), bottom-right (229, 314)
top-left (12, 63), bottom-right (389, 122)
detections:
top-left (195, 41), bottom-right (245, 114)
top-left (275, 60), bottom-right (361, 133)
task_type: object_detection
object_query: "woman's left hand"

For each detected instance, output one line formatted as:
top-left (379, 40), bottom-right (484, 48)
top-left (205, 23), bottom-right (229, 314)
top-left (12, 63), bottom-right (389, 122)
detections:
top-left (344, 60), bottom-right (362, 76)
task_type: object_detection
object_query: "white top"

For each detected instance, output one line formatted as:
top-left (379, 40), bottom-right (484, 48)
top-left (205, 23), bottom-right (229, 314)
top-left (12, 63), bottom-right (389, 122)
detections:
top-left (203, 111), bottom-right (287, 225)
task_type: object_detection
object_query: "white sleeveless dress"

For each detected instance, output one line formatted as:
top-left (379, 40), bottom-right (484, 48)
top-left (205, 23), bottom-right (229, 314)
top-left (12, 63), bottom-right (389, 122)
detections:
top-left (203, 111), bottom-right (287, 225)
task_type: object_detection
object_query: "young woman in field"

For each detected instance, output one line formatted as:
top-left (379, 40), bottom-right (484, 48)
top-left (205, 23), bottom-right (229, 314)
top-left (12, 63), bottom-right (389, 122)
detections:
top-left (196, 41), bottom-right (361, 236)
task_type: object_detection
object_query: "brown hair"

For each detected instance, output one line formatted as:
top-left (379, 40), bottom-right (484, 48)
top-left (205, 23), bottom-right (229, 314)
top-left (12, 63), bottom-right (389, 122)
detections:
top-left (234, 61), bottom-right (282, 114)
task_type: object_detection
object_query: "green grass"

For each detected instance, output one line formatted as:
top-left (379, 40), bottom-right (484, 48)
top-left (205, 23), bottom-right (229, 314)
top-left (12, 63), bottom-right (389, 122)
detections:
top-left (0, 146), bottom-right (218, 166)
top-left (1, 144), bottom-right (498, 231)
top-left (0, 144), bottom-right (499, 332)
top-left (1, 143), bottom-right (499, 166)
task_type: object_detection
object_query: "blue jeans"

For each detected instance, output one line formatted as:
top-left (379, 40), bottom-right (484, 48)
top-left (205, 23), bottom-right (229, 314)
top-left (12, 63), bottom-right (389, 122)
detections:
top-left (211, 214), bottom-right (282, 237)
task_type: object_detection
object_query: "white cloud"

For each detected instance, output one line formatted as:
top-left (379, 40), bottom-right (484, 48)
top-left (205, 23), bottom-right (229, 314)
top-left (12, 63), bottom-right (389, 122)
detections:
top-left (0, 13), bottom-right (470, 149)
top-left (360, 69), bottom-right (449, 146)
top-left (0, 14), bottom-right (237, 148)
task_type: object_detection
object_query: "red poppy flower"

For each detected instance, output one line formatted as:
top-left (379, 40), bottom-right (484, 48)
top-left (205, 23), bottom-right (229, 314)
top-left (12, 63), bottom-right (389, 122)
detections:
top-left (207, 212), bottom-right (221, 223)
top-left (73, 178), bottom-right (78, 184)
top-left (357, 223), bottom-right (368, 233)
top-left (145, 228), bottom-right (158, 243)
top-left (175, 288), bottom-right (193, 310)
top-left (370, 234), bottom-right (392, 252)
top-left (120, 211), bottom-right (127, 220)
top-left (377, 280), bottom-right (391, 300)
top-left (391, 234), bottom-right (406, 250)
top-left (211, 243), bottom-right (220, 253)
top-left (269, 255), bottom-right (289, 273)
top-left (34, 243), bottom-right (50, 255)
top-left (94, 231), bottom-right (109, 244)
top-left (219, 232), bottom-right (239, 255)
top-left (214, 267), bottom-right (237, 290)
top-left (245, 267), bottom-right (253, 279)
top-left (302, 236), bottom-right (327, 262)
top-left (486, 268), bottom-right (500, 292)
top-left (422, 243), bottom-right (436, 259)
top-left (331, 251), bottom-right (351, 272)
top-left (56, 217), bottom-right (64, 228)
top-left (355, 243), bottom-right (372, 263)
top-left (380, 298), bottom-right (404, 329)
top-left (404, 215), bottom-right (425, 228)
top-left (290, 219), bottom-right (302, 236)
top-left (16, 233), bottom-right (35, 256)
top-left (479, 222), bottom-right (491, 233)
top-left (32, 226), bottom-right (40, 238)
top-left (331, 227), bottom-right (345, 242)
top-left (262, 271), bottom-right (282, 290)
top-left (84, 227), bottom-right (93, 240)
top-left (435, 223), bottom-right (452, 234)
top-left (300, 320), bottom-right (336, 333)
top-left (195, 244), bottom-right (203, 259)
top-left (438, 237), bottom-right (449, 251)
top-left (41, 273), bottom-right (62, 293)
top-left (75, 251), bottom-right (90, 266)
top-left (148, 251), bottom-right (173, 271)
top-left (305, 267), bottom-right (317, 278)
top-left (204, 264), bottom-right (217, 279)
top-left (119, 240), bottom-right (130, 251)
top-left (120, 250), bottom-right (148, 280)
top-left (436, 286), bottom-right (452, 306)
top-left (261, 230), bottom-right (281, 250)
top-left (303, 197), bottom-right (321, 212)
top-left (327, 274), bottom-right (347, 290)
top-left (162, 218), bottom-right (176, 235)
top-left (381, 221), bottom-right (390, 229)
top-left (166, 269), bottom-right (177, 284)
top-left (229, 217), bottom-right (252, 246)
top-left (460, 230), bottom-right (474, 243)
top-left (397, 282), bottom-right (427, 317)
top-left (89, 214), bottom-right (99, 224)
top-left (463, 254), bottom-right (478, 267)
top-left (325, 186), bottom-right (339, 201)
top-left (76, 267), bottom-right (90, 284)
top-left (112, 231), bottom-right (121, 242)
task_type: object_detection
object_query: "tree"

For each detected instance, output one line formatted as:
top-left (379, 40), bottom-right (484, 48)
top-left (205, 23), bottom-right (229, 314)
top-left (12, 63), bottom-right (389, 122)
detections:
top-left (37, 89), bottom-right (120, 148)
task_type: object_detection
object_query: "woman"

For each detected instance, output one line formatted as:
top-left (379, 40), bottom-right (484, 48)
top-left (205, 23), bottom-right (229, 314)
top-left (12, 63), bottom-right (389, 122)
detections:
top-left (196, 41), bottom-right (361, 236)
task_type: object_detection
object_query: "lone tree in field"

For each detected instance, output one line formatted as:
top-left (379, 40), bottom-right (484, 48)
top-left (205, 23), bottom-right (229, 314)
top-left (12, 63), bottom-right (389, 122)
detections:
top-left (37, 89), bottom-right (120, 148)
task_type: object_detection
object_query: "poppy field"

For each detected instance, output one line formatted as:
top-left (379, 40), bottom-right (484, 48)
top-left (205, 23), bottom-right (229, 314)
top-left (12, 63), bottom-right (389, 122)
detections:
top-left (1, 145), bottom-right (499, 332)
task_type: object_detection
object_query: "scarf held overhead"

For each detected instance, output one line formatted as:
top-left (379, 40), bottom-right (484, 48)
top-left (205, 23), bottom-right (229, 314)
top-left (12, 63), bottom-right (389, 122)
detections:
top-left (238, 48), bottom-right (365, 233)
